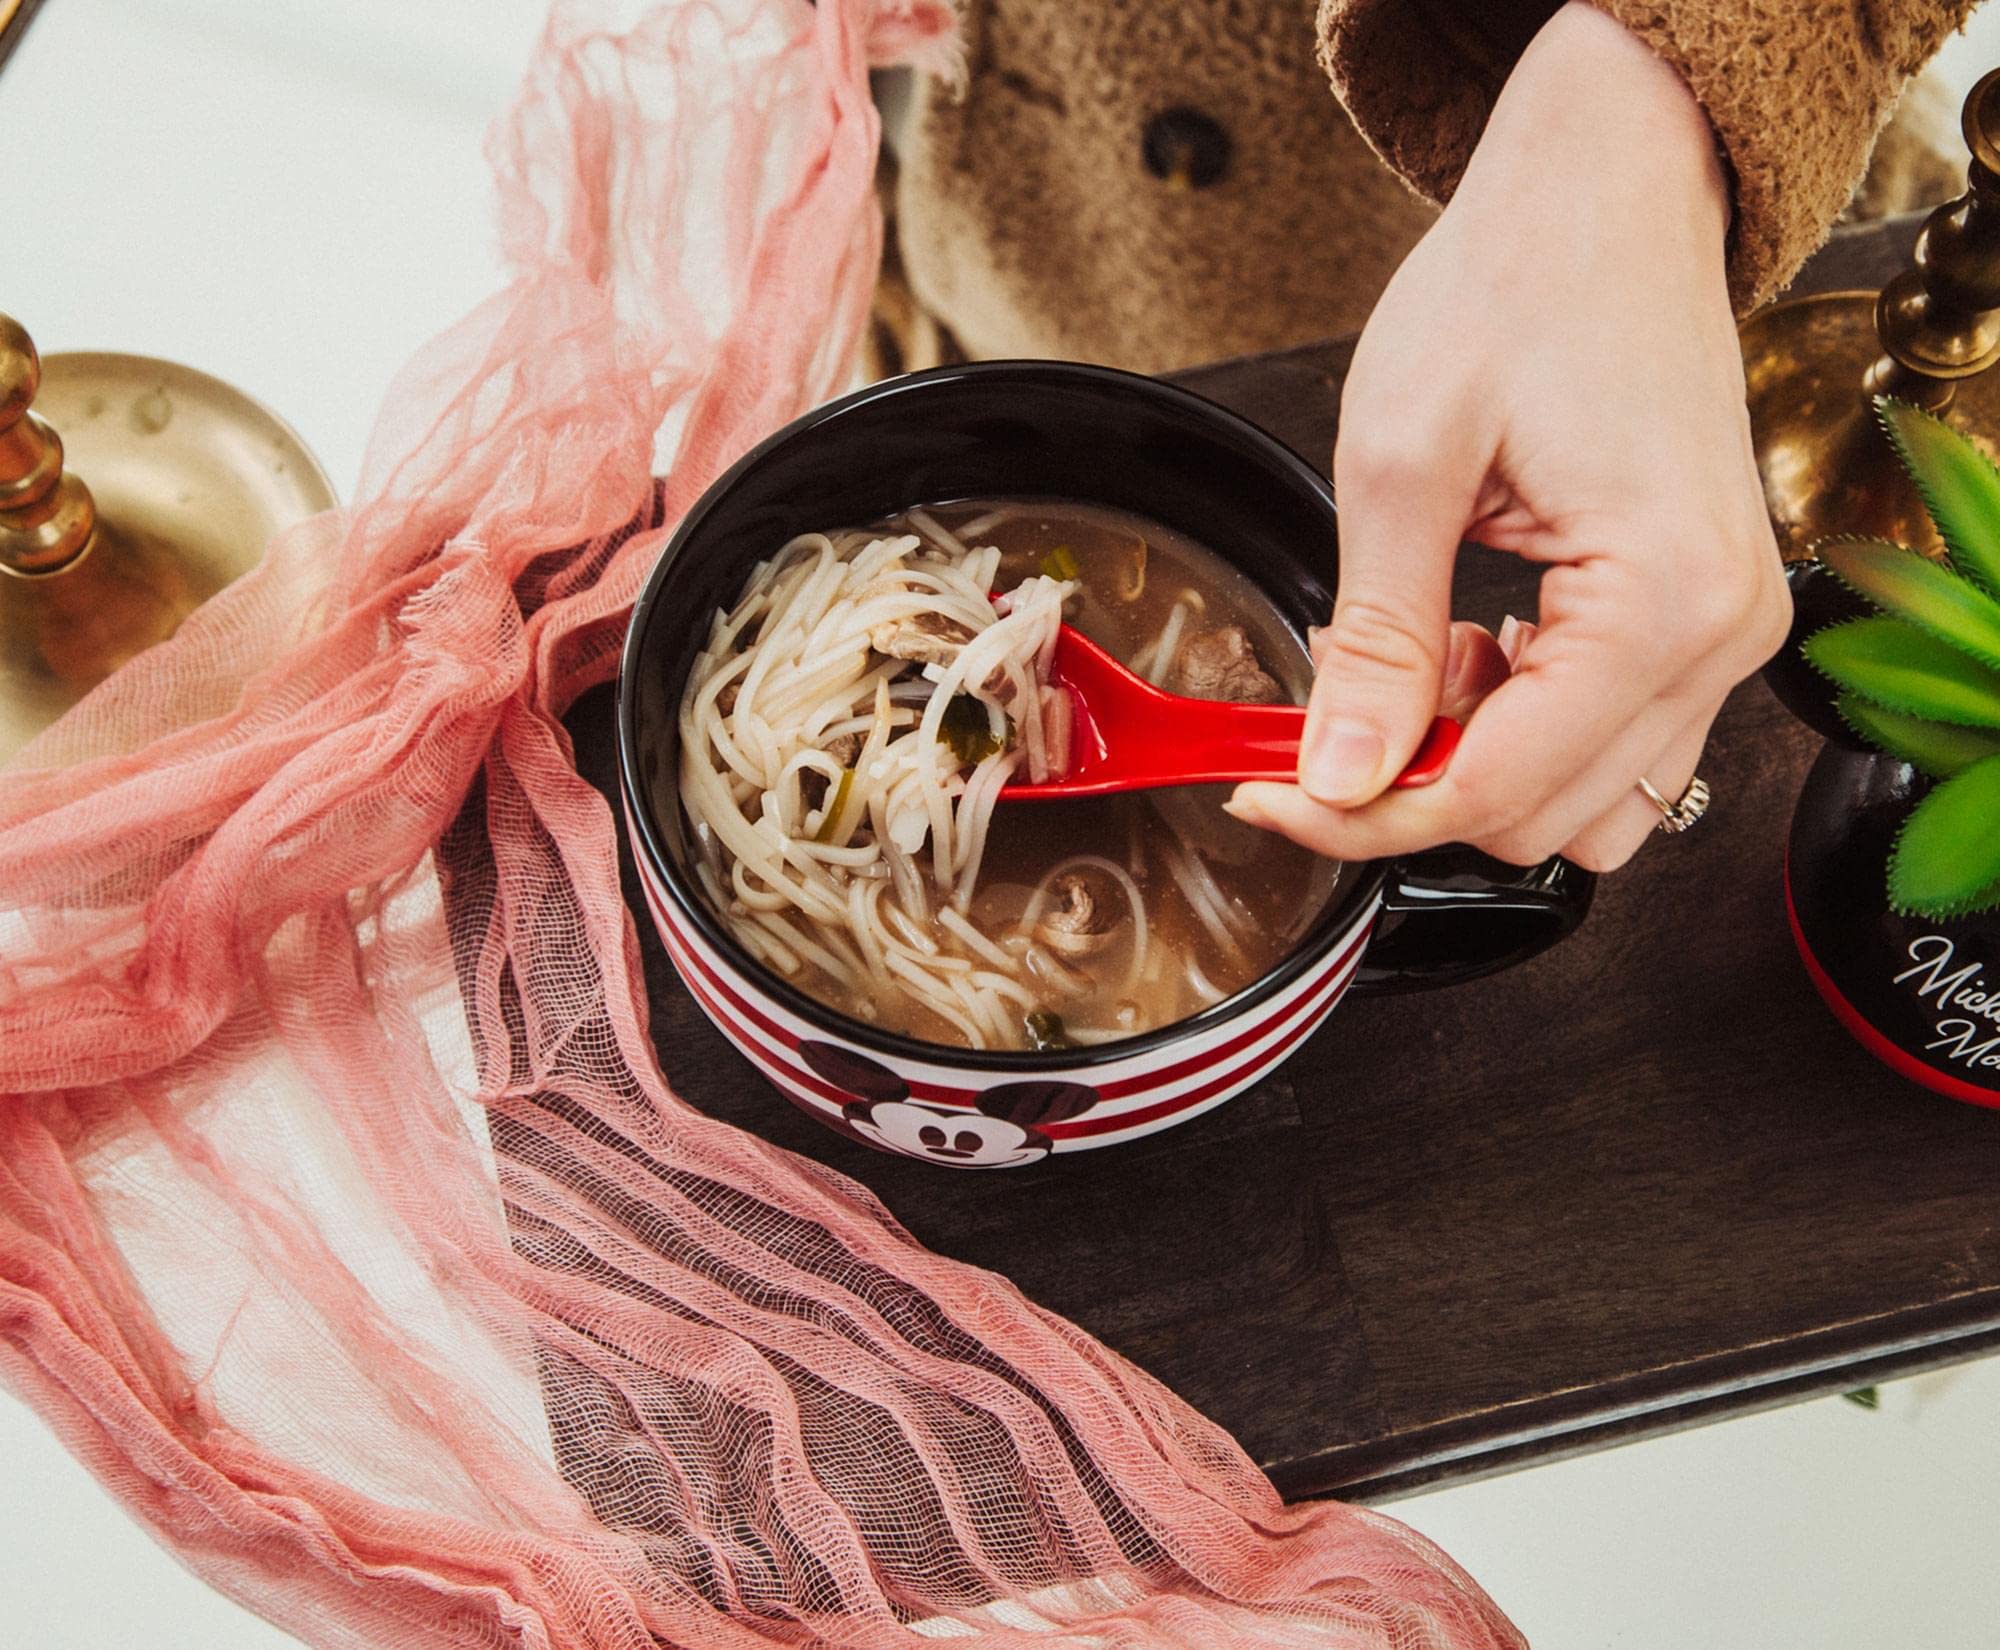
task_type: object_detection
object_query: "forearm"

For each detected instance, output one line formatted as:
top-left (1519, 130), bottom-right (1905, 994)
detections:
top-left (1460, 4), bottom-right (1728, 261)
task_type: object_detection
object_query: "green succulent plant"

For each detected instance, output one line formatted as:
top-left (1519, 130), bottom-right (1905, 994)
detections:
top-left (1802, 398), bottom-right (2000, 920)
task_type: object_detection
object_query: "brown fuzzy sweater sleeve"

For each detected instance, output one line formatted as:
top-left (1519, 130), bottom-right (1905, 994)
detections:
top-left (1316, 0), bottom-right (1975, 310)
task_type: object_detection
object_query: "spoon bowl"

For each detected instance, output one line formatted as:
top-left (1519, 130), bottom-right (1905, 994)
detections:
top-left (1000, 622), bottom-right (1461, 800)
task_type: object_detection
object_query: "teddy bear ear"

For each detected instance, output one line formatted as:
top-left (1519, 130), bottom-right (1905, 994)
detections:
top-left (976, 1080), bottom-right (1098, 1127)
top-left (799, 1041), bottom-right (908, 1104)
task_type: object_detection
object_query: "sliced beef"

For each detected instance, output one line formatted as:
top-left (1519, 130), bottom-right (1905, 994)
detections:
top-left (869, 610), bottom-right (976, 667)
top-left (1172, 624), bottom-right (1284, 704)
top-left (1034, 872), bottom-right (1120, 959)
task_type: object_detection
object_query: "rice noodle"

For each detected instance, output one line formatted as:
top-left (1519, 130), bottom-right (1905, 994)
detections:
top-left (905, 506), bottom-right (970, 561)
top-left (1164, 829), bottom-right (1257, 944)
top-left (938, 906), bottom-right (1018, 971)
top-left (1020, 941), bottom-right (1092, 998)
top-left (949, 507), bottom-right (1011, 540)
top-left (1184, 955), bottom-right (1227, 1006)
top-left (1134, 596), bottom-right (1191, 686)
top-left (969, 969), bottom-right (1043, 1009)
top-left (680, 535), bottom-right (1080, 1048)
top-left (1155, 838), bottom-right (1253, 971)
top-left (679, 509), bottom-right (1326, 1051)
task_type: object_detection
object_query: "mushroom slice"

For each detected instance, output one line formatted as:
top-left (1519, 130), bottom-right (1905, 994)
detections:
top-left (1116, 535), bottom-right (1148, 603)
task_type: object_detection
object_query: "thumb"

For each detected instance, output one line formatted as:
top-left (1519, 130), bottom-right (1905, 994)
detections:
top-left (1301, 441), bottom-right (1472, 805)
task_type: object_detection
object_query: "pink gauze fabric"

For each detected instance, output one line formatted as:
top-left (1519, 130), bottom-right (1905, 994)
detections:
top-left (0, 4), bottom-right (1523, 1646)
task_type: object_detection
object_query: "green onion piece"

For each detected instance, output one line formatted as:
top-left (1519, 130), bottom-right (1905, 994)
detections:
top-left (1024, 1010), bottom-right (1070, 1051)
top-left (813, 768), bottom-right (854, 844)
top-left (1040, 543), bottom-right (1080, 582)
top-left (938, 693), bottom-right (1005, 764)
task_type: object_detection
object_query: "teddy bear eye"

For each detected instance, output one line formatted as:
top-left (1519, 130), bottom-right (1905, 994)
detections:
top-left (1142, 107), bottom-right (1231, 190)
top-left (918, 1125), bottom-right (947, 1148)
top-left (953, 1130), bottom-right (983, 1154)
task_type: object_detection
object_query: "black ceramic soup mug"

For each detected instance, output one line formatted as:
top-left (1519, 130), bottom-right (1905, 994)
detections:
top-left (619, 361), bottom-right (1594, 1167)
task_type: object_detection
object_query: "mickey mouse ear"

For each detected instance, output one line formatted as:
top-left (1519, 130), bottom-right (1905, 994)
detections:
top-left (976, 1080), bottom-right (1099, 1127)
top-left (798, 1041), bottom-right (909, 1103)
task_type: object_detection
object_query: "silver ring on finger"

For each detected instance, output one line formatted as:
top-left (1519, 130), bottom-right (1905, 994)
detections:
top-left (1636, 773), bottom-right (1709, 834)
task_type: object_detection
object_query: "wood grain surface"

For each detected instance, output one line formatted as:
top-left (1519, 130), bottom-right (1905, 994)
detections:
top-left (558, 214), bottom-right (2000, 1502)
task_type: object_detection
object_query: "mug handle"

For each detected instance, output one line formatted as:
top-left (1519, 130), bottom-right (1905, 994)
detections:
top-left (1346, 846), bottom-right (1595, 996)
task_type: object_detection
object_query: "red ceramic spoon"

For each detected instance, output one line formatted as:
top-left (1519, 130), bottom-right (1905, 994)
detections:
top-left (1000, 623), bottom-right (1461, 802)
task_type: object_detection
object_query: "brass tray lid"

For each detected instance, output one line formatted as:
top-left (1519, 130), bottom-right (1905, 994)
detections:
top-left (1, 317), bottom-right (336, 763)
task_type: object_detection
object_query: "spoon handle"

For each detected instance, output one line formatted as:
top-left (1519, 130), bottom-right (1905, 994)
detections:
top-left (1143, 699), bottom-right (1458, 790)
top-left (1392, 715), bottom-right (1462, 788)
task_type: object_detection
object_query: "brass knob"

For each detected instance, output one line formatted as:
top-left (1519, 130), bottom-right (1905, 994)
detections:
top-left (0, 312), bottom-right (98, 578)
top-left (1866, 69), bottom-right (2000, 409)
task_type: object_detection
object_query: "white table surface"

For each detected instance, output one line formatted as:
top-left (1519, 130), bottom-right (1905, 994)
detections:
top-left (6, 3), bottom-right (2000, 1646)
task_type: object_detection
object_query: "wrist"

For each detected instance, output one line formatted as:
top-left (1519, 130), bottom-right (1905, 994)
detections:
top-left (1466, 1), bottom-right (1729, 247)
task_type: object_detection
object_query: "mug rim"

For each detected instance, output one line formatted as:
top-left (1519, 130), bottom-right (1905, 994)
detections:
top-left (616, 358), bottom-right (1388, 1073)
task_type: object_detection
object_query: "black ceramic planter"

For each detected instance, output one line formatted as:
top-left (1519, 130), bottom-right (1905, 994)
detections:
top-left (1763, 558), bottom-right (1873, 749)
top-left (1786, 743), bottom-right (2000, 1106)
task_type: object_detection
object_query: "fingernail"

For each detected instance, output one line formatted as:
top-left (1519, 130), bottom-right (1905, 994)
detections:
top-left (1496, 614), bottom-right (1522, 661)
top-left (1442, 627), bottom-right (1476, 703)
top-left (1222, 787), bottom-right (1273, 829)
top-left (1300, 718), bottom-right (1384, 805)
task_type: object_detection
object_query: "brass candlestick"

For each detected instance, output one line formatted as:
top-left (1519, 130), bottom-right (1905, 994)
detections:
top-left (1743, 70), bottom-right (2000, 561)
top-left (0, 315), bottom-right (98, 577)
top-left (0, 312), bottom-right (336, 764)
top-left (1740, 67), bottom-right (2000, 735)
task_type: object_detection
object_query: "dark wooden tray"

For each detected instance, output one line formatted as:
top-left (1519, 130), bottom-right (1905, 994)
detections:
top-left (564, 214), bottom-right (2000, 1502)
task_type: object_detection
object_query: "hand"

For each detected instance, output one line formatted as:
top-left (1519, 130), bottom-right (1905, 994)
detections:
top-left (1227, 2), bottom-right (1790, 871)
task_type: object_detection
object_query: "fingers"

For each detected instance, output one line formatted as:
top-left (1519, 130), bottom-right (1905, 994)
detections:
top-left (1495, 615), bottom-right (1537, 671)
top-left (1439, 621), bottom-right (1511, 721)
top-left (1312, 619), bottom-right (1506, 768)
top-left (1232, 618), bottom-right (1510, 855)
top-left (1559, 714), bottom-right (1713, 872)
top-left (1233, 602), bottom-right (1726, 866)
top-left (1409, 632), bottom-right (1692, 859)
top-left (1259, 514), bottom-right (1785, 861)
top-left (1302, 420), bottom-right (1481, 807)
top-left (1226, 778), bottom-right (1420, 861)
top-left (1231, 680), bottom-right (1717, 869)
top-left (1426, 538), bottom-right (1777, 862)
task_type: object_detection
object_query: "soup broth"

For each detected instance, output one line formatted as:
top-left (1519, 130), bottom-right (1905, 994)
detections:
top-left (678, 498), bottom-right (1340, 1050)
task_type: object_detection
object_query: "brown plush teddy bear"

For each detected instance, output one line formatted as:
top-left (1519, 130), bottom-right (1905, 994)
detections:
top-left (871, 0), bottom-right (1972, 378)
